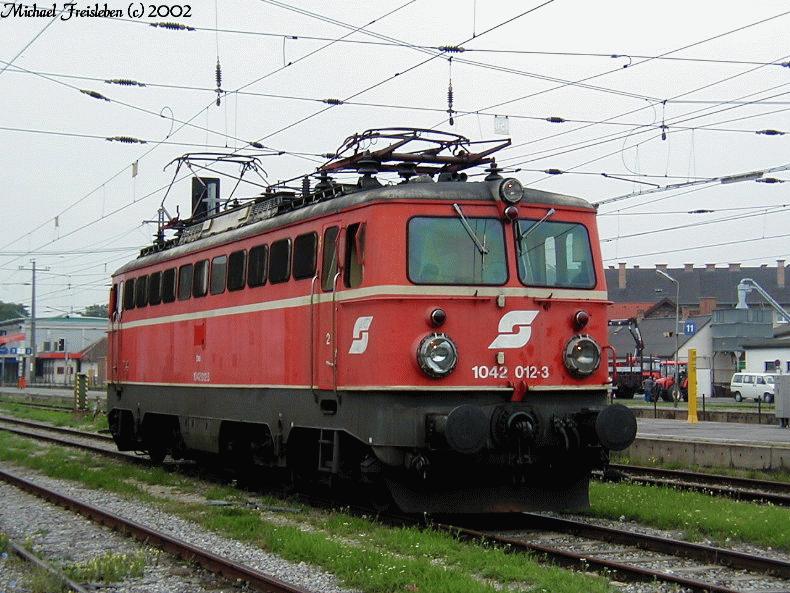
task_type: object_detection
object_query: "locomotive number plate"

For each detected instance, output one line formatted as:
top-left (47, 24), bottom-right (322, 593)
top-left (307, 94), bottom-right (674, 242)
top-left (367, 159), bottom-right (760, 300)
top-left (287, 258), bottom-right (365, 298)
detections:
top-left (471, 365), bottom-right (549, 380)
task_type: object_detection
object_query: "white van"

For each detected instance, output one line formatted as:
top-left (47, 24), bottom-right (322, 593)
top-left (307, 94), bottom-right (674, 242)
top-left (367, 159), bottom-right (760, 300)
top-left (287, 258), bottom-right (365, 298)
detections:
top-left (730, 373), bottom-right (777, 403)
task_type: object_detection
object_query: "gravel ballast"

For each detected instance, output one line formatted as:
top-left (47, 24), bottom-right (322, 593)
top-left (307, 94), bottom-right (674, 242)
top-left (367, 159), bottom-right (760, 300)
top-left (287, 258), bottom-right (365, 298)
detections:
top-left (0, 462), bottom-right (357, 593)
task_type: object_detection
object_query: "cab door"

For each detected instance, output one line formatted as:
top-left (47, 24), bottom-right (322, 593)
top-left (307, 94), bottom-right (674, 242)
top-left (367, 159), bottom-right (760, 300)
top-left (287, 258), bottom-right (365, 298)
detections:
top-left (312, 224), bottom-right (342, 395)
top-left (108, 281), bottom-right (122, 384)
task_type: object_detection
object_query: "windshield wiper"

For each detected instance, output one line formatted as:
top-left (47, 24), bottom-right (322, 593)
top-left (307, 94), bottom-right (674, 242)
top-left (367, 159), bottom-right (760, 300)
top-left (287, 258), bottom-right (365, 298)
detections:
top-left (452, 203), bottom-right (488, 255)
top-left (518, 207), bottom-right (556, 243)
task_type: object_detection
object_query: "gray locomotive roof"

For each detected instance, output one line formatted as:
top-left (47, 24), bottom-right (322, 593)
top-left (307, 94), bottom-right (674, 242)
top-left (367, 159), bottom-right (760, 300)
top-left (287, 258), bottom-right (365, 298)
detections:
top-left (114, 179), bottom-right (593, 276)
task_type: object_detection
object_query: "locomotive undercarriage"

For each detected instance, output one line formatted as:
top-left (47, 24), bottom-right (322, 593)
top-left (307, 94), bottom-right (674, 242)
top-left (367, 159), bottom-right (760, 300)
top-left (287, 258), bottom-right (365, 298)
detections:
top-left (107, 385), bottom-right (630, 513)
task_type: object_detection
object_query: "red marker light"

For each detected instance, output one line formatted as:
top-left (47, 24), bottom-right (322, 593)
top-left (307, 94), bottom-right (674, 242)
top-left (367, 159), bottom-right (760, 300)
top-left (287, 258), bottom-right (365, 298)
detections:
top-left (573, 310), bottom-right (590, 330)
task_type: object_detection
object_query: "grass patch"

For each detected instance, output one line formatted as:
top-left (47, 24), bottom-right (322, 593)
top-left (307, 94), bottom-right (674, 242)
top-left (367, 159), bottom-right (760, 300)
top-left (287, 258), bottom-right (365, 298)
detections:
top-left (292, 510), bottom-right (610, 593)
top-left (588, 481), bottom-right (790, 550)
top-left (0, 531), bottom-right (8, 553)
top-left (0, 431), bottom-right (612, 593)
top-left (65, 550), bottom-right (147, 583)
top-left (0, 401), bottom-right (108, 432)
top-left (619, 399), bottom-right (774, 411)
top-left (27, 566), bottom-right (67, 593)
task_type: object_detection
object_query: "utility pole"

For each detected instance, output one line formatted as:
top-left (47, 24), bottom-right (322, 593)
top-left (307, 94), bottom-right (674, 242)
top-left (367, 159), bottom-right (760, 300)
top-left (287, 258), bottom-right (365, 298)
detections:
top-left (18, 260), bottom-right (50, 385)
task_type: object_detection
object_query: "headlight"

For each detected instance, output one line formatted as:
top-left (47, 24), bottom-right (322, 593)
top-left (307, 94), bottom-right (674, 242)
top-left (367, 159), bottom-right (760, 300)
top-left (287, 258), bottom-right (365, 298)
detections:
top-left (417, 334), bottom-right (458, 378)
top-left (499, 178), bottom-right (523, 204)
top-left (564, 335), bottom-right (601, 377)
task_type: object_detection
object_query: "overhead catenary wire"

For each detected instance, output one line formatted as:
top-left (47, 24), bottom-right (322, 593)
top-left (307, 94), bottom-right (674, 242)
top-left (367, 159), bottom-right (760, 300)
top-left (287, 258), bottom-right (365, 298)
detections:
top-left (7, 65), bottom-right (790, 136)
top-left (428, 8), bottom-right (790, 132)
top-left (602, 232), bottom-right (790, 262)
top-left (0, 1), bottom-right (420, 282)
top-left (105, 14), bottom-right (790, 69)
top-left (242, 0), bottom-right (556, 147)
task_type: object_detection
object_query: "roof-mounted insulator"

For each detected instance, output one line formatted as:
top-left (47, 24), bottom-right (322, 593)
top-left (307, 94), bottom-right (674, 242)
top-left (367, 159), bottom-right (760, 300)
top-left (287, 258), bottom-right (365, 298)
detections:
top-left (105, 78), bottom-right (146, 87)
top-left (106, 136), bottom-right (147, 144)
top-left (484, 160), bottom-right (503, 182)
top-left (544, 168), bottom-right (563, 175)
top-left (149, 22), bottom-right (196, 31)
top-left (322, 98), bottom-right (344, 105)
top-left (80, 89), bottom-right (110, 101)
top-left (546, 116), bottom-right (566, 123)
top-left (438, 45), bottom-right (465, 53)
top-left (756, 129), bottom-right (785, 136)
top-left (301, 175), bottom-right (310, 199)
top-left (756, 177), bottom-right (784, 184)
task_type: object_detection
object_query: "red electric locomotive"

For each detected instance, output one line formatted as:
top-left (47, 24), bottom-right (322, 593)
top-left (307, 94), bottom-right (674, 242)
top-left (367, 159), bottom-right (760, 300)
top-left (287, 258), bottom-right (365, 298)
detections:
top-left (107, 129), bottom-right (636, 513)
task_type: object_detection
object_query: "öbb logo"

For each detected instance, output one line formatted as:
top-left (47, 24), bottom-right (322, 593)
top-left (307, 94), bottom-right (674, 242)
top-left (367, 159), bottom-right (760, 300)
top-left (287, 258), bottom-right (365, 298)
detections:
top-left (349, 316), bottom-right (374, 354)
top-left (488, 310), bottom-right (539, 349)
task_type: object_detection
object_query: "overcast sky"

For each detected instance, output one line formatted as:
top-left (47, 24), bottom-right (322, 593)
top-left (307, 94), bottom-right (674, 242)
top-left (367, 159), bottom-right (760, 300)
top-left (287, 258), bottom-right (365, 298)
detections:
top-left (1, 1), bottom-right (789, 313)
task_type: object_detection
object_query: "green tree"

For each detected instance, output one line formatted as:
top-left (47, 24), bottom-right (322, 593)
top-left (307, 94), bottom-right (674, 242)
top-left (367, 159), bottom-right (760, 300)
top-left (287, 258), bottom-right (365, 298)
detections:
top-left (0, 302), bottom-right (29, 321)
top-left (82, 303), bottom-right (108, 318)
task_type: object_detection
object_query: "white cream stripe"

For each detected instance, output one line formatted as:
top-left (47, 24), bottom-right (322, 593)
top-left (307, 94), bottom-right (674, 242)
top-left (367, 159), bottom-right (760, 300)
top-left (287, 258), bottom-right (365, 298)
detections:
top-left (117, 285), bottom-right (608, 330)
top-left (114, 381), bottom-right (607, 392)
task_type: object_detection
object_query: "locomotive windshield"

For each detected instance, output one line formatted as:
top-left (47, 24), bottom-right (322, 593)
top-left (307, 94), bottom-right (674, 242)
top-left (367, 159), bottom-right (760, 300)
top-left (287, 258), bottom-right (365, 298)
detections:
top-left (515, 220), bottom-right (595, 288)
top-left (408, 217), bottom-right (507, 285)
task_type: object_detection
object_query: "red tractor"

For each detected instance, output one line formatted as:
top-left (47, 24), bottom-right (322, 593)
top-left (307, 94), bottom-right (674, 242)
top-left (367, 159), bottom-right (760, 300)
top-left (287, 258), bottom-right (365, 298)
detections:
top-left (652, 361), bottom-right (688, 402)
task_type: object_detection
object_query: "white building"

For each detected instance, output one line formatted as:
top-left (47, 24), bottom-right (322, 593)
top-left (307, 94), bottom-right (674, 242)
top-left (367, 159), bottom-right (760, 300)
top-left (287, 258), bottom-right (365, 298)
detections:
top-left (0, 315), bottom-right (107, 385)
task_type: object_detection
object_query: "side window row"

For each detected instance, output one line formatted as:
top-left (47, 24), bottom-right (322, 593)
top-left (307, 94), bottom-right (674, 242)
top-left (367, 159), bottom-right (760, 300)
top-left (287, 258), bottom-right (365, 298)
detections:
top-left (119, 230), bottom-right (338, 311)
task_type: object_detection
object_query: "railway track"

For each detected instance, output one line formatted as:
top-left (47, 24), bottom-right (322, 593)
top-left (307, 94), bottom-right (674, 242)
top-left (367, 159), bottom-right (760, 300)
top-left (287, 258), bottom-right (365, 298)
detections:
top-left (444, 514), bottom-right (790, 593)
top-left (0, 399), bottom-right (76, 412)
top-left (4, 536), bottom-right (91, 593)
top-left (0, 467), bottom-right (313, 593)
top-left (605, 463), bottom-right (790, 506)
top-left (3, 415), bottom-right (790, 593)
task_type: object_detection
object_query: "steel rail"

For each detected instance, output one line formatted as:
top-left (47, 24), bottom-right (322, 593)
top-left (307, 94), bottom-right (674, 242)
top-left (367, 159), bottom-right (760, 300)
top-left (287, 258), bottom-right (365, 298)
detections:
top-left (0, 468), bottom-right (313, 593)
top-left (5, 416), bottom-right (788, 592)
top-left (606, 473), bottom-right (790, 506)
top-left (0, 399), bottom-right (75, 412)
top-left (7, 537), bottom-right (92, 593)
top-left (609, 463), bottom-right (790, 495)
top-left (0, 414), bottom-right (114, 441)
top-left (0, 423), bottom-right (144, 463)
top-left (519, 513), bottom-right (790, 578)
top-left (435, 515), bottom-right (790, 593)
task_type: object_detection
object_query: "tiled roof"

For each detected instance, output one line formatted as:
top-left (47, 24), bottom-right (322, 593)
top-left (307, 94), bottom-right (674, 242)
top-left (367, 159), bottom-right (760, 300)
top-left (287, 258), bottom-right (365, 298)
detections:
top-left (605, 265), bottom-right (790, 306)
top-left (607, 302), bottom-right (654, 319)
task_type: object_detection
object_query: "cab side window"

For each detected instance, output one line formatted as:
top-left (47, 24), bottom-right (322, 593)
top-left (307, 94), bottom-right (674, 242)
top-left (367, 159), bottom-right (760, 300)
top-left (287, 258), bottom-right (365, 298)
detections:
top-left (321, 227), bottom-right (339, 291)
top-left (227, 250), bottom-right (246, 291)
top-left (210, 255), bottom-right (227, 295)
top-left (162, 268), bottom-right (177, 303)
top-left (293, 232), bottom-right (318, 280)
top-left (148, 271), bottom-right (162, 305)
top-left (134, 275), bottom-right (148, 308)
top-left (269, 238), bottom-right (291, 284)
top-left (193, 259), bottom-right (209, 297)
top-left (123, 278), bottom-right (135, 310)
top-left (178, 264), bottom-right (193, 301)
top-left (247, 245), bottom-right (268, 288)
top-left (344, 223), bottom-right (365, 288)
